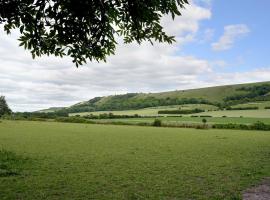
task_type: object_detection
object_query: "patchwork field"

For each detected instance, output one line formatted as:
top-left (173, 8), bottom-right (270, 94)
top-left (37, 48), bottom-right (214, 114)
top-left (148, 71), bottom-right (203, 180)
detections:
top-left (70, 104), bottom-right (218, 117)
top-left (69, 103), bottom-right (270, 119)
top-left (0, 121), bottom-right (270, 199)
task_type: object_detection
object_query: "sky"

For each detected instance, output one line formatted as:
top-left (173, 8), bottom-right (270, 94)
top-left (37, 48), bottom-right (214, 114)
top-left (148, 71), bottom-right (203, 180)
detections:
top-left (0, 0), bottom-right (270, 112)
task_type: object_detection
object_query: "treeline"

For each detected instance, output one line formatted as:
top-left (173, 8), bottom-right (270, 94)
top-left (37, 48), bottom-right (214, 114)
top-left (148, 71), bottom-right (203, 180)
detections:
top-left (158, 108), bottom-right (204, 115)
top-left (213, 121), bottom-right (270, 131)
top-left (83, 113), bottom-right (143, 119)
top-left (2, 111), bottom-right (68, 120)
top-left (224, 84), bottom-right (270, 104)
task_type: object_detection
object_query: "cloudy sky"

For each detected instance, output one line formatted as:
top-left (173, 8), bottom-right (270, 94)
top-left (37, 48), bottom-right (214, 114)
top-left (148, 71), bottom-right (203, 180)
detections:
top-left (1, 0), bottom-right (270, 112)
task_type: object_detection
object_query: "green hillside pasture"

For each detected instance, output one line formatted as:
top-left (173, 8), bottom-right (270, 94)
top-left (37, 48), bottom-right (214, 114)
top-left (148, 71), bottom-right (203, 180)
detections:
top-left (232, 101), bottom-right (270, 109)
top-left (93, 116), bottom-right (270, 125)
top-left (0, 121), bottom-right (269, 199)
top-left (93, 81), bottom-right (270, 107)
top-left (70, 104), bottom-right (217, 116)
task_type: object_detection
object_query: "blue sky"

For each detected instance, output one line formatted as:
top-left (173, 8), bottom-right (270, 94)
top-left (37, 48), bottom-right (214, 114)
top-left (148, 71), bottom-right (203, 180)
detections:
top-left (0, 0), bottom-right (270, 111)
top-left (185, 0), bottom-right (270, 73)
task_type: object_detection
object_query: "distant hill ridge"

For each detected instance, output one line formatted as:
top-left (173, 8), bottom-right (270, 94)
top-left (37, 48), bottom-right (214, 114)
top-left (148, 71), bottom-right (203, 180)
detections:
top-left (41, 81), bottom-right (270, 113)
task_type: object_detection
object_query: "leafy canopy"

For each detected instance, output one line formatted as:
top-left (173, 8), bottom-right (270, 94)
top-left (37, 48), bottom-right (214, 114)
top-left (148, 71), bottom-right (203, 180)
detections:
top-left (0, 0), bottom-right (189, 67)
top-left (0, 96), bottom-right (12, 116)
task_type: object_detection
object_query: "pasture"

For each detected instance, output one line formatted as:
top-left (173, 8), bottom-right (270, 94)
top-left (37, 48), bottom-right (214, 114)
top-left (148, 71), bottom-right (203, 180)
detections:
top-left (0, 121), bottom-right (270, 199)
top-left (69, 104), bottom-right (218, 116)
top-left (231, 101), bottom-right (270, 109)
top-left (92, 116), bottom-right (270, 125)
top-left (197, 109), bottom-right (270, 118)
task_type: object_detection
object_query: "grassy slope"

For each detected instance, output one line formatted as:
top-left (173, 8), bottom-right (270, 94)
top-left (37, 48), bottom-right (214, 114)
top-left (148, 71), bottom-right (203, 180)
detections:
top-left (0, 121), bottom-right (269, 199)
top-left (37, 107), bottom-right (65, 113)
top-left (94, 81), bottom-right (270, 107)
top-left (65, 82), bottom-right (270, 112)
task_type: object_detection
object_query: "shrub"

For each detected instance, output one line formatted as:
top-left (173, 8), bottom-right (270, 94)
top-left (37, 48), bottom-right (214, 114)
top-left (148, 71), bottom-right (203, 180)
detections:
top-left (265, 106), bottom-right (270, 109)
top-left (251, 121), bottom-right (270, 130)
top-left (153, 119), bottom-right (162, 127)
top-left (158, 108), bottom-right (204, 115)
top-left (55, 117), bottom-right (94, 124)
top-left (226, 106), bottom-right (259, 110)
top-left (212, 122), bottom-right (270, 131)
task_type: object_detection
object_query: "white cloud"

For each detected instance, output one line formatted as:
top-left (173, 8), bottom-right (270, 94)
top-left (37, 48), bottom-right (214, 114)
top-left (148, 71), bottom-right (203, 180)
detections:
top-left (203, 68), bottom-right (270, 86)
top-left (0, 2), bottom-right (213, 112)
top-left (212, 24), bottom-right (250, 51)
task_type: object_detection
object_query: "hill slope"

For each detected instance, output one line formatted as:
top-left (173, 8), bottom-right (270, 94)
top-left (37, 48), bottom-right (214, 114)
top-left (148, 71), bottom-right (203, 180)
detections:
top-left (37, 107), bottom-right (66, 113)
top-left (60, 81), bottom-right (270, 113)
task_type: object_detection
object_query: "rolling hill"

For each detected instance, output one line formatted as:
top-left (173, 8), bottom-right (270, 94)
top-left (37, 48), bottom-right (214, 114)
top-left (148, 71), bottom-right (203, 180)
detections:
top-left (54, 81), bottom-right (270, 114)
top-left (37, 107), bottom-right (66, 113)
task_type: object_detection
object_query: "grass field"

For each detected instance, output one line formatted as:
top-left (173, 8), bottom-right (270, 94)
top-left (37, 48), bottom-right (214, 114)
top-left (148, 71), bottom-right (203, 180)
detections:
top-left (196, 109), bottom-right (270, 118)
top-left (70, 104), bottom-right (218, 117)
top-left (0, 121), bottom-right (270, 199)
top-left (70, 104), bottom-right (270, 119)
top-left (232, 101), bottom-right (270, 109)
top-left (93, 116), bottom-right (270, 125)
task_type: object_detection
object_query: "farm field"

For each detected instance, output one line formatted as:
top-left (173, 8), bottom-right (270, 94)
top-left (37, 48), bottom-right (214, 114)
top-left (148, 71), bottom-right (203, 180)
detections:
top-left (93, 116), bottom-right (270, 125)
top-left (231, 101), bottom-right (270, 109)
top-left (196, 109), bottom-right (270, 118)
top-left (69, 104), bottom-right (218, 117)
top-left (0, 121), bottom-right (270, 199)
top-left (69, 104), bottom-right (270, 119)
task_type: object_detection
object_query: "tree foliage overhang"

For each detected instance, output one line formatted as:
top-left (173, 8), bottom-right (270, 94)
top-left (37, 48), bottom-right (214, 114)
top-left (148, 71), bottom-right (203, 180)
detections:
top-left (0, 0), bottom-right (189, 66)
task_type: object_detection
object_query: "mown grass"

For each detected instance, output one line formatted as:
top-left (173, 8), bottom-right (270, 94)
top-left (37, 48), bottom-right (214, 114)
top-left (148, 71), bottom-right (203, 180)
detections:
top-left (0, 120), bottom-right (269, 199)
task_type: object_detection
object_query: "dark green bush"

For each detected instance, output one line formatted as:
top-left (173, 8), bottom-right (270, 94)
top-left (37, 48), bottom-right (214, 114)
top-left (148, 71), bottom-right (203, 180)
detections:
top-left (226, 106), bottom-right (259, 110)
top-left (55, 117), bottom-right (94, 124)
top-left (158, 108), bottom-right (204, 115)
top-left (153, 119), bottom-right (162, 127)
top-left (212, 122), bottom-right (270, 131)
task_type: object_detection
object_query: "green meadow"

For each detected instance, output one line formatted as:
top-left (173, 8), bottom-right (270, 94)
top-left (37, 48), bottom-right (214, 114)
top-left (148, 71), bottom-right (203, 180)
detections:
top-left (92, 116), bottom-right (270, 125)
top-left (1, 121), bottom-right (270, 200)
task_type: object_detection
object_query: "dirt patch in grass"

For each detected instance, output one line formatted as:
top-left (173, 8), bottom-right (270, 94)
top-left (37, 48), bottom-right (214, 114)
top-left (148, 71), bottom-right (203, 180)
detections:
top-left (243, 178), bottom-right (270, 200)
